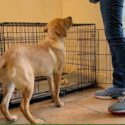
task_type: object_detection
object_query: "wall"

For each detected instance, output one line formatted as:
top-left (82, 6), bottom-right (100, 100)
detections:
top-left (62, 0), bottom-right (103, 29)
top-left (0, 0), bottom-right (62, 22)
top-left (0, 0), bottom-right (103, 28)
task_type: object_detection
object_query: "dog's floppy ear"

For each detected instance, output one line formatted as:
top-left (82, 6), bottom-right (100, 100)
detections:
top-left (54, 24), bottom-right (66, 37)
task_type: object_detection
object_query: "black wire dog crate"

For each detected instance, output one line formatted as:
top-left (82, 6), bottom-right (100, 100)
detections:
top-left (0, 22), bottom-right (96, 104)
top-left (96, 29), bottom-right (113, 88)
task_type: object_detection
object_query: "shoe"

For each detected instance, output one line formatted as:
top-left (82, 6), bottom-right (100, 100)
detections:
top-left (95, 86), bottom-right (125, 99)
top-left (108, 99), bottom-right (125, 114)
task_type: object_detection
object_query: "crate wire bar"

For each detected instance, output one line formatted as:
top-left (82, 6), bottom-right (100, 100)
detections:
top-left (0, 22), bottom-right (96, 104)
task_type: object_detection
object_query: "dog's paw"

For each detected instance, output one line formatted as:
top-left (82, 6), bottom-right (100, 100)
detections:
top-left (55, 101), bottom-right (64, 107)
top-left (8, 115), bottom-right (18, 122)
top-left (35, 118), bottom-right (44, 124)
top-left (60, 77), bottom-right (69, 85)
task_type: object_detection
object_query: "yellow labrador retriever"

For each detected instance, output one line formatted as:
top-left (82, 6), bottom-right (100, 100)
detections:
top-left (0, 17), bottom-right (72, 124)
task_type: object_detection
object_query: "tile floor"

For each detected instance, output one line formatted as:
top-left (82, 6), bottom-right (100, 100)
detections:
top-left (0, 87), bottom-right (125, 124)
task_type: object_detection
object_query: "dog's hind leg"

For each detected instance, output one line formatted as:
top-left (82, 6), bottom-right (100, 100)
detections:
top-left (47, 75), bottom-right (55, 102)
top-left (1, 83), bottom-right (17, 122)
top-left (20, 83), bottom-right (43, 124)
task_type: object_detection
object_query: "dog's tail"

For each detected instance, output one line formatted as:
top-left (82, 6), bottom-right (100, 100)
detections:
top-left (0, 57), bottom-right (16, 78)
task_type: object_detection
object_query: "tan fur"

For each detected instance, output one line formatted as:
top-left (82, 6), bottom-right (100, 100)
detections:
top-left (0, 17), bottom-right (72, 124)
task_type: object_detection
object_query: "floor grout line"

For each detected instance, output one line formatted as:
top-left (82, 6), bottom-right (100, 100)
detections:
top-left (73, 101), bottom-right (101, 113)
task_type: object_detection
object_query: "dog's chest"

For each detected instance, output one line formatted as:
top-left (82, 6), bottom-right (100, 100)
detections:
top-left (48, 48), bottom-right (57, 67)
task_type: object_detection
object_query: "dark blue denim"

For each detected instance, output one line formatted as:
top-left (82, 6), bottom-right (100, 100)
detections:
top-left (100, 0), bottom-right (125, 88)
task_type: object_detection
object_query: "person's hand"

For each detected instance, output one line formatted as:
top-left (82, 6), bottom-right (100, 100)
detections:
top-left (89, 0), bottom-right (100, 4)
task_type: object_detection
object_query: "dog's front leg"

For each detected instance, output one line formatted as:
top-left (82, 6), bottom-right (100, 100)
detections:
top-left (54, 73), bottom-right (64, 107)
top-left (47, 75), bottom-right (55, 102)
top-left (1, 83), bottom-right (17, 122)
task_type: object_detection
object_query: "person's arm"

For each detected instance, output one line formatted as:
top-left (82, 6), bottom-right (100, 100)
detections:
top-left (89, 0), bottom-right (100, 4)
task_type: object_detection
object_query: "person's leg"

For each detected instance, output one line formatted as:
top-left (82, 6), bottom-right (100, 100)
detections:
top-left (95, 0), bottom-right (125, 99)
top-left (95, 0), bottom-right (125, 114)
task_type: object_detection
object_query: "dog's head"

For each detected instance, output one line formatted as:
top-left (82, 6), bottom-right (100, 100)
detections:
top-left (44, 16), bottom-right (72, 39)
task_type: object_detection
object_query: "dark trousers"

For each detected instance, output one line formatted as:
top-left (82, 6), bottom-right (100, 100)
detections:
top-left (100, 0), bottom-right (125, 88)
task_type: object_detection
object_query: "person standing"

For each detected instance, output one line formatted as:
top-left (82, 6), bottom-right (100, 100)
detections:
top-left (90, 0), bottom-right (125, 113)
